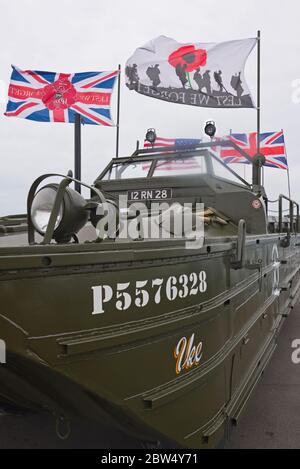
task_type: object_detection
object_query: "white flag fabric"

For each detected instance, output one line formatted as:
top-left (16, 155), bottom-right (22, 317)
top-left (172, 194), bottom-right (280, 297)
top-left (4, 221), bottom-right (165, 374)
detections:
top-left (125, 36), bottom-right (257, 109)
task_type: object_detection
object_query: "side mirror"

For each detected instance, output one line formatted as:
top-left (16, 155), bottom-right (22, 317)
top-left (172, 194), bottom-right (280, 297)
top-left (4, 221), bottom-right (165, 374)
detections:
top-left (231, 219), bottom-right (246, 270)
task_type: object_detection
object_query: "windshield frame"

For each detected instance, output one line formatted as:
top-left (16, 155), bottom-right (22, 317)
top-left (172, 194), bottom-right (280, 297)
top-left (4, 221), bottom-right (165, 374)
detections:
top-left (96, 148), bottom-right (251, 188)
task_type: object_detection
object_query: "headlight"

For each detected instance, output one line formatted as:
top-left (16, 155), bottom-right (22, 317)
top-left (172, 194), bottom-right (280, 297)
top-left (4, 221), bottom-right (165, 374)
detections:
top-left (31, 184), bottom-right (89, 243)
top-left (31, 186), bottom-right (63, 234)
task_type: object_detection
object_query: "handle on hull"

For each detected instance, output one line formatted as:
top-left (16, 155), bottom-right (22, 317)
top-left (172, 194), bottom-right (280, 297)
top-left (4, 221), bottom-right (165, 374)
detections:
top-left (231, 219), bottom-right (246, 270)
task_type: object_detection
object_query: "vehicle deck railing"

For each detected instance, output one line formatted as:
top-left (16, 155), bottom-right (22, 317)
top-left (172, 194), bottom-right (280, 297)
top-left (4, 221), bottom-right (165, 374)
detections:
top-left (278, 195), bottom-right (299, 233)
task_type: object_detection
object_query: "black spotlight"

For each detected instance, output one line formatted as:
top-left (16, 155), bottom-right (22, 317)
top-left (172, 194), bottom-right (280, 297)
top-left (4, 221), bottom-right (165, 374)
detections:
top-left (204, 121), bottom-right (216, 140)
top-left (145, 128), bottom-right (157, 146)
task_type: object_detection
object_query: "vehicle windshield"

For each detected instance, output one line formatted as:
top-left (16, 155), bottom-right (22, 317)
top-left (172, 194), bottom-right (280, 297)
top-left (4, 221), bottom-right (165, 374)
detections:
top-left (152, 156), bottom-right (206, 177)
top-left (101, 156), bottom-right (207, 180)
top-left (211, 156), bottom-right (247, 185)
top-left (102, 161), bottom-right (150, 180)
top-left (101, 153), bottom-right (247, 186)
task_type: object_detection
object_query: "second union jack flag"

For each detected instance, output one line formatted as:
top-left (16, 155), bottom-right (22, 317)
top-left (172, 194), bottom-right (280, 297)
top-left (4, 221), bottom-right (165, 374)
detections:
top-left (219, 131), bottom-right (288, 170)
top-left (5, 65), bottom-right (118, 125)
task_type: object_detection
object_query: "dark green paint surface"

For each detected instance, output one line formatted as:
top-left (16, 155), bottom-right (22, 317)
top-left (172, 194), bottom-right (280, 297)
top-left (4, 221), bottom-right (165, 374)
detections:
top-left (0, 149), bottom-right (299, 448)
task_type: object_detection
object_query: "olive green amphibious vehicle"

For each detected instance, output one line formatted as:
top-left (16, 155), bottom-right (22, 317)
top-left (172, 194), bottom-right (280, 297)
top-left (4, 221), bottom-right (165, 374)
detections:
top-left (0, 138), bottom-right (299, 448)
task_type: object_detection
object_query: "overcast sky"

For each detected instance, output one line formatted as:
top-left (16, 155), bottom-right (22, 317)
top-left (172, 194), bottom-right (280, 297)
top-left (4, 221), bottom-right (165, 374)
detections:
top-left (0, 0), bottom-right (299, 215)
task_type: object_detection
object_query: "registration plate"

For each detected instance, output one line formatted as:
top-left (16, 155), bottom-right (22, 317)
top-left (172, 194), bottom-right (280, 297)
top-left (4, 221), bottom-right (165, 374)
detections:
top-left (128, 188), bottom-right (172, 201)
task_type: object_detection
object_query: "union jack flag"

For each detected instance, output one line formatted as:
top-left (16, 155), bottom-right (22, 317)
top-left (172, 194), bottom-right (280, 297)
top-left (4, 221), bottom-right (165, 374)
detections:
top-left (5, 65), bottom-right (118, 125)
top-left (219, 131), bottom-right (288, 170)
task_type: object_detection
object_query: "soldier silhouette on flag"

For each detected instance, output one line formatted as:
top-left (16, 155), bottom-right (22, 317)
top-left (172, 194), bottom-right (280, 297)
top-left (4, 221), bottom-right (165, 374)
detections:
top-left (194, 69), bottom-right (212, 95)
top-left (214, 70), bottom-right (225, 92)
top-left (175, 63), bottom-right (188, 88)
top-left (125, 64), bottom-right (139, 89)
top-left (146, 64), bottom-right (161, 88)
top-left (230, 72), bottom-right (244, 97)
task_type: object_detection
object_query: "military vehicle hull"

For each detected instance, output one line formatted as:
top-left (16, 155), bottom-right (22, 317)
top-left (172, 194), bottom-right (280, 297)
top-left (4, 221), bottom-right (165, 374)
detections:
top-left (1, 231), bottom-right (299, 448)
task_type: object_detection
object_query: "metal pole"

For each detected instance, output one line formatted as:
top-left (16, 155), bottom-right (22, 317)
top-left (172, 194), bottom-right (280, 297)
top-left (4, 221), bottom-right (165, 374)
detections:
top-left (253, 30), bottom-right (263, 189)
top-left (283, 129), bottom-right (292, 199)
top-left (259, 32), bottom-right (264, 188)
top-left (74, 113), bottom-right (81, 193)
top-left (287, 169), bottom-right (292, 200)
top-left (279, 196), bottom-right (283, 233)
top-left (116, 64), bottom-right (121, 158)
top-left (257, 30), bottom-right (261, 156)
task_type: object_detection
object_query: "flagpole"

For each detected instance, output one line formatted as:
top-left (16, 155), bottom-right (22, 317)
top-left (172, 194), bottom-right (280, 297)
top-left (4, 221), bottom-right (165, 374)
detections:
top-left (74, 112), bottom-right (81, 193)
top-left (287, 164), bottom-right (291, 200)
top-left (283, 128), bottom-right (292, 199)
top-left (116, 64), bottom-right (121, 158)
top-left (253, 30), bottom-right (264, 190)
top-left (257, 30), bottom-right (261, 156)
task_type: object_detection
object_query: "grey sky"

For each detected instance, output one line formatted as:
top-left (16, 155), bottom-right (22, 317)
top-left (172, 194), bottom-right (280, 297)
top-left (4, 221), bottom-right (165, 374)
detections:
top-left (0, 0), bottom-right (299, 215)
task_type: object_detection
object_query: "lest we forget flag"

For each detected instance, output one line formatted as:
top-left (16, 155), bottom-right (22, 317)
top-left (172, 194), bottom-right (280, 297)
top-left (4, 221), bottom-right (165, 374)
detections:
top-left (5, 65), bottom-right (119, 125)
top-left (126, 35), bottom-right (257, 109)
